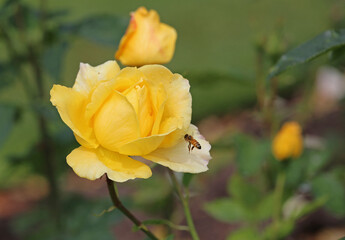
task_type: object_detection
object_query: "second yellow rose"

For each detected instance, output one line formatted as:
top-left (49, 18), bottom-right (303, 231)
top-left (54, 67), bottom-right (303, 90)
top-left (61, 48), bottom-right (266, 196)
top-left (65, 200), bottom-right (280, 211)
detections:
top-left (115, 7), bottom-right (177, 66)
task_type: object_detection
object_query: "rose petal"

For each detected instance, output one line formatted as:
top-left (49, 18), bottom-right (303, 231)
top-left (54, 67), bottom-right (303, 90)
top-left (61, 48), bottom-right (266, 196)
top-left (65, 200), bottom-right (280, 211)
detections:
top-left (67, 146), bottom-right (151, 182)
top-left (84, 67), bottom-right (143, 122)
top-left (50, 85), bottom-right (98, 148)
top-left (125, 84), bottom-right (155, 138)
top-left (112, 67), bottom-right (145, 93)
top-left (142, 125), bottom-right (211, 173)
top-left (150, 82), bottom-right (167, 135)
top-left (137, 66), bottom-right (169, 135)
top-left (139, 65), bottom-right (192, 147)
top-left (117, 128), bottom-right (175, 156)
top-left (139, 65), bottom-right (173, 85)
top-left (159, 74), bottom-right (192, 147)
top-left (137, 85), bottom-right (154, 137)
top-left (93, 90), bottom-right (140, 151)
top-left (73, 61), bottom-right (120, 96)
top-left (97, 147), bottom-right (152, 179)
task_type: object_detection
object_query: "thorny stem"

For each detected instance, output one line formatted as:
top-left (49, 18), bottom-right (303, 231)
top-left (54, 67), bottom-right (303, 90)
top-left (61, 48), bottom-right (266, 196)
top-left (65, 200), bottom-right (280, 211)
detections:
top-left (106, 176), bottom-right (159, 240)
top-left (168, 170), bottom-right (200, 240)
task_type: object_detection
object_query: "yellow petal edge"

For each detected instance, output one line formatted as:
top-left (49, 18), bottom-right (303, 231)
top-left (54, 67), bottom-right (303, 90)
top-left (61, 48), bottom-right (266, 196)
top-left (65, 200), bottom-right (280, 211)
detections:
top-left (67, 147), bottom-right (152, 182)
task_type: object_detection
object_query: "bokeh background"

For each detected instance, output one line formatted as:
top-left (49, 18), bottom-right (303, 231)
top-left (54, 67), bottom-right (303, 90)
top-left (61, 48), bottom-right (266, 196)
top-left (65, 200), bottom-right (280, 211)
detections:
top-left (0, 0), bottom-right (345, 239)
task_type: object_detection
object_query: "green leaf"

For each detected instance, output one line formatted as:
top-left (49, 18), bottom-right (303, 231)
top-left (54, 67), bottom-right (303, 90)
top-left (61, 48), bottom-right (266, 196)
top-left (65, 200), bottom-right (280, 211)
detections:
top-left (311, 173), bottom-right (345, 216)
top-left (227, 227), bottom-right (260, 240)
top-left (165, 235), bottom-right (174, 240)
top-left (227, 175), bottom-right (262, 208)
top-left (285, 157), bottom-right (306, 189)
top-left (263, 219), bottom-right (295, 240)
top-left (182, 173), bottom-right (194, 187)
top-left (42, 41), bottom-right (68, 83)
top-left (305, 149), bottom-right (332, 179)
top-left (233, 134), bottom-right (270, 176)
top-left (255, 193), bottom-right (275, 221)
top-left (204, 198), bottom-right (249, 223)
top-left (0, 0), bottom-right (17, 21)
top-left (132, 219), bottom-right (189, 232)
top-left (268, 29), bottom-right (345, 80)
top-left (63, 15), bottom-right (129, 46)
top-left (0, 62), bottom-right (16, 89)
top-left (0, 104), bottom-right (15, 148)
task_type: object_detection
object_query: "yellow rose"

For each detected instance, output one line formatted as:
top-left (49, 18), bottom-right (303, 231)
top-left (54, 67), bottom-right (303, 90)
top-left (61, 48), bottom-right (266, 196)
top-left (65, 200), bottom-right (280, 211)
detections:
top-left (50, 61), bottom-right (211, 182)
top-left (272, 121), bottom-right (303, 161)
top-left (115, 7), bottom-right (177, 66)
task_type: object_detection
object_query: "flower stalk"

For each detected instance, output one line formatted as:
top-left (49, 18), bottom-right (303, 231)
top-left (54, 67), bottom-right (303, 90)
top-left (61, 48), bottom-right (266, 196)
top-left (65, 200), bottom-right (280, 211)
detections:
top-left (255, 45), bottom-right (266, 112)
top-left (105, 176), bottom-right (158, 240)
top-left (168, 170), bottom-right (200, 240)
top-left (272, 170), bottom-right (286, 239)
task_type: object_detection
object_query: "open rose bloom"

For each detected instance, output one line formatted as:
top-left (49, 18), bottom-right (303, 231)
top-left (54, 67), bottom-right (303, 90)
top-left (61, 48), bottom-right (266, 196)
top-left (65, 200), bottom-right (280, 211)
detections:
top-left (50, 61), bottom-right (211, 182)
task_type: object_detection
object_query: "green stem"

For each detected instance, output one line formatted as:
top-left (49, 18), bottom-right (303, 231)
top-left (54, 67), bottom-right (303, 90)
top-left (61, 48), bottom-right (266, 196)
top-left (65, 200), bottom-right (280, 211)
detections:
top-left (39, 115), bottom-right (61, 229)
top-left (29, 44), bottom-right (62, 231)
top-left (168, 170), bottom-right (200, 240)
top-left (268, 76), bottom-right (278, 136)
top-left (105, 176), bottom-right (158, 240)
top-left (255, 47), bottom-right (266, 111)
top-left (272, 171), bottom-right (286, 240)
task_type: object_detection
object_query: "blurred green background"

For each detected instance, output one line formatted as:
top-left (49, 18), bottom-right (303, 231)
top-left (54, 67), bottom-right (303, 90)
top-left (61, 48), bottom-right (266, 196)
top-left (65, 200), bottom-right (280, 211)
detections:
top-left (49, 0), bottom-right (336, 74)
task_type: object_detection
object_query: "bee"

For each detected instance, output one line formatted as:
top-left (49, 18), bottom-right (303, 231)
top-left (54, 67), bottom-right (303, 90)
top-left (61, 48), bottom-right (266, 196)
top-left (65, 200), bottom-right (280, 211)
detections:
top-left (184, 134), bottom-right (201, 152)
